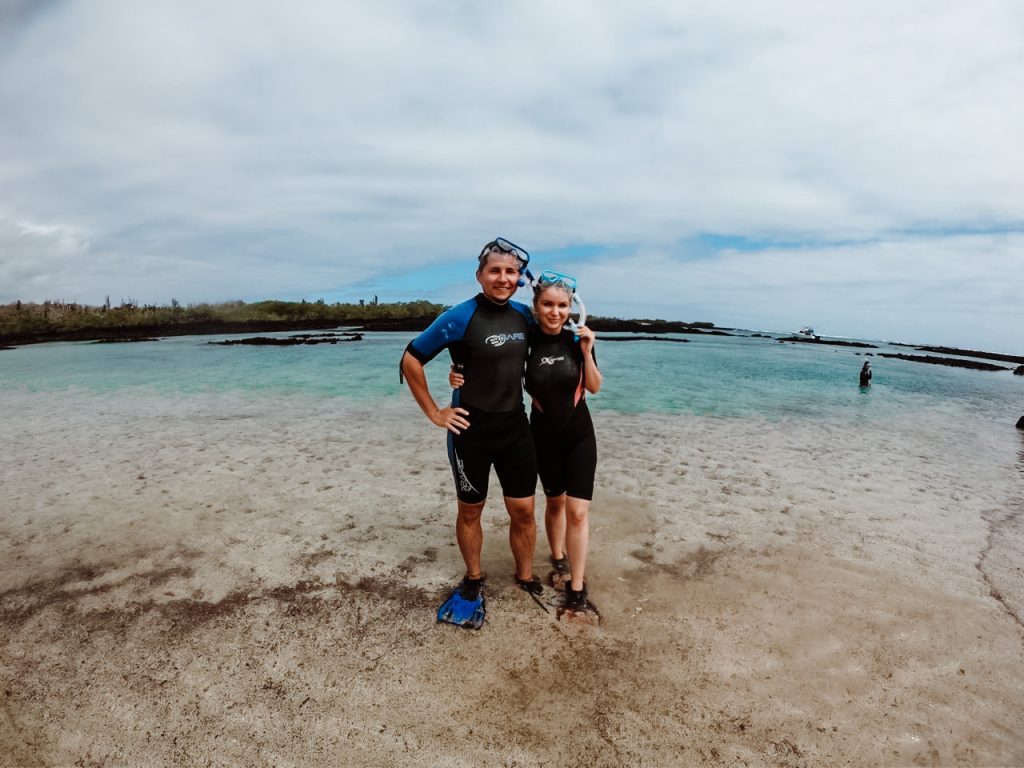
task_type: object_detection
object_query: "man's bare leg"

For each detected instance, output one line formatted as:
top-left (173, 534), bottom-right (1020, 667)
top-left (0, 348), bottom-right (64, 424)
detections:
top-left (456, 500), bottom-right (486, 579)
top-left (504, 495), bottom-right (537, 581)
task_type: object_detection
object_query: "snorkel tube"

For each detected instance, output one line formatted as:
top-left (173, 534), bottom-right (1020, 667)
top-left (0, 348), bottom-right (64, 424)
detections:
top-left (567, 293), bottom-right (586, 333)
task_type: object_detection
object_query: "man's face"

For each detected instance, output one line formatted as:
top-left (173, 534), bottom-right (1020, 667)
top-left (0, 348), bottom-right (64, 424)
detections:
top-left (476, 252), bottom-right (521, 304)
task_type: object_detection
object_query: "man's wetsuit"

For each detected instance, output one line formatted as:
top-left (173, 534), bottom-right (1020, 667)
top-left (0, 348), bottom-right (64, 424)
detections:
top-left (524, 327), bottom-right (597, 501)
top-left (405, 294), bottom-right (537, 504)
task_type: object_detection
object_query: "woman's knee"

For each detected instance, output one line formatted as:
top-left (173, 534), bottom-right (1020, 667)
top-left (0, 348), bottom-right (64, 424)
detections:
top-left (565, 498), bottom-right (590, 527)
top-left (544, 494), bottom-right (566, 517)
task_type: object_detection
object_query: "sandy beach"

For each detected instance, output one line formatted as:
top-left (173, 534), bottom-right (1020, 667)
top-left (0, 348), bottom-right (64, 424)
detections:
top-left (2, 388), bottom-right (1023, 767)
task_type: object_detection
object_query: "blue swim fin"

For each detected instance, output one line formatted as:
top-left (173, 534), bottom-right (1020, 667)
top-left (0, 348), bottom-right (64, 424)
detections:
top-left (437, 578), bottom-right (486, 629)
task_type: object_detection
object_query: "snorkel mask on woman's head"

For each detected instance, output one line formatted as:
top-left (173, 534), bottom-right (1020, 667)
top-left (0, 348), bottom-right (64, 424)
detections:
top-left (535, 269), bottom-right (577, 294)
top-left (532, 269), bottom-right (586, 331)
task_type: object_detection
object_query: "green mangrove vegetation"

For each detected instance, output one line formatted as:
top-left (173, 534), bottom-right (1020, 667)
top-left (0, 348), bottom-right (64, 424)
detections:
top-left (0, 298), bottom-right (448, 344)
top-left (0, 296), bottom-right (728, 347)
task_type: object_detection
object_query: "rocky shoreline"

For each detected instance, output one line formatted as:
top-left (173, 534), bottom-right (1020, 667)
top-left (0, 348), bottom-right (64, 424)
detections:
top-left (599, 336), bottom-right (691, 343)
top-left (878, 353), bottom-right (1011, 371)
top-left (776, 336), bottom-right (878, 349)
top-left (586, 318), bottom-right (731, 335)
top-left (898, 344), bottom-right (1024, 366)
top-left (209, 332), bottom-right (364, 346)
top-left (0, 316), bottom-right (726, 347)
top-left (0, 319), bottom-right (363, 347)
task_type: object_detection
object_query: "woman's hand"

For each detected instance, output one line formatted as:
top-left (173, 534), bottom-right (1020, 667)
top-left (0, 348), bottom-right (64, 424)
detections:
top-left (576, 325), bottom-right (602, 394)
top-left (448, 366), bottom-right (465, 389)
top-left (431, 405), bottom-right (470, 434)
top-left (575, 325), bottom-right (595, 352)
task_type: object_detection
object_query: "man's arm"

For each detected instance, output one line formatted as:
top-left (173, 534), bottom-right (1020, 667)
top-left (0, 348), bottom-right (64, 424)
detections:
top-left (401, 351), bottom-right (471, 434)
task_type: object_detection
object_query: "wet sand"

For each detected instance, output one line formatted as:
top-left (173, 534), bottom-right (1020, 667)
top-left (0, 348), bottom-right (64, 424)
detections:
top-left (1, 390), bottom-right (1023, 767)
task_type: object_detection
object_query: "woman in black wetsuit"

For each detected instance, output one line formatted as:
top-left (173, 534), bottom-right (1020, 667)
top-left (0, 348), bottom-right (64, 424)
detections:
top-left (859, 361), bottom-right (872, 387)
top-left (451, 269), bottom-right (603, 620)
top-left (526, 271), bottom-right (603, 620)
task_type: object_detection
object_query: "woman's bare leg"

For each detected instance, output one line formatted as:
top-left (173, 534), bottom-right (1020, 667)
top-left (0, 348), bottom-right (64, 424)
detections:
top-left (544, 493), bottom-right (567, 560)
top-left (565, 496), bottom-right (590, 591)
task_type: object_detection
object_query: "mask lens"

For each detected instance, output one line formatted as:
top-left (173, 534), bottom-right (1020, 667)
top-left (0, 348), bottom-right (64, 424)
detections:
top-left (538, 270), bottom-right (577, 293)
top-left (479, 237), bottom-right (529, 268)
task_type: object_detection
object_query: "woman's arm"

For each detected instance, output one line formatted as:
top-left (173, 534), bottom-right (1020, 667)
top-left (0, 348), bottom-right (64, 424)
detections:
top-left (448, 365), bottom-right (465, 389)
top-left (576, 326), bottom-right (602, 394)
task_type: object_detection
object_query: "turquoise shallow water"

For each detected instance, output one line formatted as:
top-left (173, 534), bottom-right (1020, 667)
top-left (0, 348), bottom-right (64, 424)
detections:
top-left (2, 329), bottom-right (1021, 436)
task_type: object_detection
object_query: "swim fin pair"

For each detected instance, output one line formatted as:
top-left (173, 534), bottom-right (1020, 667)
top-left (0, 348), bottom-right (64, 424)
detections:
top-left (436, 577), bottom-right (486, 629)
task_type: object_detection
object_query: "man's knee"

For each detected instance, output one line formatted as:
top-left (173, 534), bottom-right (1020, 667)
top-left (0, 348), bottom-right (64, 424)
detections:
top-left (457, 500), bottom-right (485, 525)
top-left (504, 497), bottom-right (536, 527)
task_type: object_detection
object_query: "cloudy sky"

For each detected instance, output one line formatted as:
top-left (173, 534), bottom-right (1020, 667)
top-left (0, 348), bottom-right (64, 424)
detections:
top-left (1, 0), bottom-right (1022, 351)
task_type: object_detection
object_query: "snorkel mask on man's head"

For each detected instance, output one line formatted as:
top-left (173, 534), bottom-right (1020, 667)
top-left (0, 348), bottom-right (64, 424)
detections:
top-left (478, 237), bottom-right (533, 287)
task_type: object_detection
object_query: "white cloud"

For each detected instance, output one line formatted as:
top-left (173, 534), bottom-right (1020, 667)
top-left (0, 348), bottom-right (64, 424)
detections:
top-left (573, 232), bottom-right (1024, 352)
top-left (0, 217), bottom-right (91, 296)
top-left (0, 0), bottom-right (1022, 348)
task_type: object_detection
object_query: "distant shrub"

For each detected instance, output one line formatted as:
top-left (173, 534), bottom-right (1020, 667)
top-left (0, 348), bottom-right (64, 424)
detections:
top-left (0, 298), bottom-right (448, 339)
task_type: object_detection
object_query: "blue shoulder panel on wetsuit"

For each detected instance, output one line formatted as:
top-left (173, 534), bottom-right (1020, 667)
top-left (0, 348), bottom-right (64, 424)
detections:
top-left (406, 297), bottom-right (479, 365)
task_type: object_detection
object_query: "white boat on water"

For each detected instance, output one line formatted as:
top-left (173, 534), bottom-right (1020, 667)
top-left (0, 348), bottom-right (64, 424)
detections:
top-left (798, 326), bottom-right (815, 336)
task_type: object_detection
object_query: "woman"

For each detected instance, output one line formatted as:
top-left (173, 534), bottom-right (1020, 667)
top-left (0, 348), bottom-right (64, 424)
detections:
top-left (451, 270), bottom-right (603, 620)
top-left (859, 360), bottom-right (872, 387)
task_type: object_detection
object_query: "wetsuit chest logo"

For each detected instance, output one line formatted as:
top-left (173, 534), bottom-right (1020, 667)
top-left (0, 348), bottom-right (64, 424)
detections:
top-left (539, 355), bottom-right (565, 366)
top-left (484, 332), bottom-right (526, 347)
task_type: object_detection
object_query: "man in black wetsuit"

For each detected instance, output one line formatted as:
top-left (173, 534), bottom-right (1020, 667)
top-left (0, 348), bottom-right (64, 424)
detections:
top-left (400, 239), bottom-right (542, 627)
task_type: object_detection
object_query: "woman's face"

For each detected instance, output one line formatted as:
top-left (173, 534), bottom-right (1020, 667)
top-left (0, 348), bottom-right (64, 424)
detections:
top-left (534, 285), bottom-right (571, 333)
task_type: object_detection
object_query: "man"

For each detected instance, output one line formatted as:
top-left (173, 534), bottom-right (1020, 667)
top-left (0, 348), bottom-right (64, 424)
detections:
top-left (400, 238), bottom-right (542, 629)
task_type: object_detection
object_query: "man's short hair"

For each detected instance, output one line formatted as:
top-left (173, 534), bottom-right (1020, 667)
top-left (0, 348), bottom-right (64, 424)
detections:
top-left (476, 239), bottom-right (528, 274)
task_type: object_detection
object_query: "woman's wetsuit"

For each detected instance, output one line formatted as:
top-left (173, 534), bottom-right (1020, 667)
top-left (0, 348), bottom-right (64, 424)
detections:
top-left (524, 327), bottom-right (598, 501)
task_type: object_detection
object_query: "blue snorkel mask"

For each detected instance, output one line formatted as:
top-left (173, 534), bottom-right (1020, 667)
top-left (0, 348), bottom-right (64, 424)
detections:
top-left (533, 269), bottom-right (587, 333)
top-left (478, 237), bottom-right (533, 287)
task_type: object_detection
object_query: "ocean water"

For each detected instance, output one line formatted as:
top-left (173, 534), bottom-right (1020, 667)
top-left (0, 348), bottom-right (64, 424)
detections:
top-left (1, 330), bottom-right (1020, 430)
top-left (3, 328), bottom-right (1022, 486)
